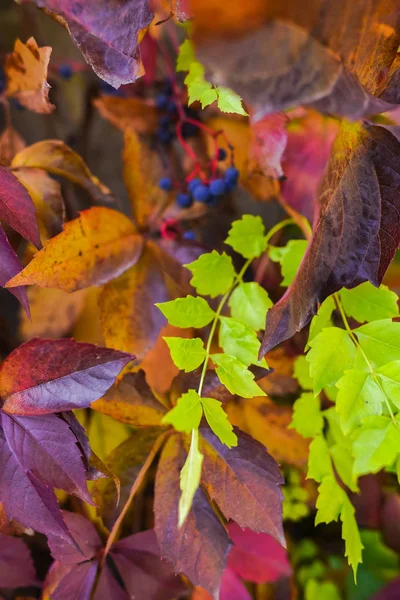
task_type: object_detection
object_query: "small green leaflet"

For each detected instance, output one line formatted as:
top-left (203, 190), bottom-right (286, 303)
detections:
top-left (307, 327), bottom-right (356, 395)
top-left (307, 436), bottom-right (333, 482)
top-left (179, 428), bottom-right (203, 527)
top-left (290, 393), bottom-right (323, 438)
top-left (185, 251), bottom-right (235, 298)
top-left (329, 445), bottom-right (358, 492)
top-left (305, 580), bottom-right (342, 600)
top-left (176, 38), bottom-right (195, 71)
top-left (225, 215), bottom-right (267, 259)
top-left (217, 87), bottom-right (248, 116)
top-left (184, 62), bottom-right (218, 108)
top-left (156, 295), bottom-right (215, 328)
top-left (269, 239), bottom-right (308, 286)
top-left (218, 317), bottom-right (265, 367)
top-left (211, 353), bottom-right (266, 398)
top-left (201, 397), bottom-right (237, 448)
top-left (341, 496), bottom-right (363, 581)
top-left (293, 355), bottom-right (313, 390)
top-left (352, 416), bottom-right (400, 476)
top-left (340, 282), bottom-right (399, 323)
top-left (315, 475), bottom-right (344, 524)
top-left (161, 390), bottom-right (202, 432)
top-left (164, 337), bottom-right (206, 372)
top-left (307, 296), bottom-right (335, 347)
top-left (376, 361), bottom-right (400, 409)
top-left (228, 282), bottom-right (272, 331)
top-left (355, 319), bottom-right (400, 368)
top-left (336, 370), bottom-right (384, 433)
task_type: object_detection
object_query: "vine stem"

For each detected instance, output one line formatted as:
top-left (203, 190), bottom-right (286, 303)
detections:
top-left (333, 293), bottom-right (396, 424)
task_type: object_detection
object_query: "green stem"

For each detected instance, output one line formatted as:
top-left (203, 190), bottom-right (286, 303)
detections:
top-left (334, 293), bottom-right (396, 424)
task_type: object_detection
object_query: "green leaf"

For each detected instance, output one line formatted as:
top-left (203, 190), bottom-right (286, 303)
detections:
top-left (307, 327), bottom-right (356, 395)
top-left (161, 390), bottom-right (202, 433)
top-left (290, 393), bottom-right (323, 438)
top-left (269, 240), bottom-right (308, 286)
top-left (293, 355), bottom-right (313, 390)
top-left (184, 62), bottom-right (213, 105)
top-left (355, 319), bottom-right (400, 368)
top-left (199, 88), bottom-right (218, 108)
top-left (228, 282), bottom-right (272, 331)
top-left (341, 496), bottom-right (363, 581)
top-left (307, 436), bottom-right (333, 482)
top-left (352, 416), bottom-right (400, 476)
top-left (218, 316), bottom-right (265, 367)
top-left (156, 295), bottom-right (215, 328)
top-left (185, 251), bottom-right (235, 298)
top-left (340, 282), bottom-right (399, 323)
top-left (336, 370), bottom-right (384, 434)
top-left (225, 215), bottom-right (267, 259)
top-left (217, 86), bottom-right (248, 116)
top-left (307, 296), bottom-right (335, 346)
top-left (179, 429), bottom-right (203, 527)
top-left (164, 337), bottom-right (206, 372)
top-left (330, 445), bottom-right (358, 492)
top-left (305, 580), bottom-right (342, 600)
top-left (211, 353), bottom-right (266, 398)
top-left (200, 397), bottom-right (237, 448)
top-left (315, 475), bottom-right (344, 524)
top-left (176, 39), bottom-right (195, 72)
top-left (376, 361), bottom-right (400, 409)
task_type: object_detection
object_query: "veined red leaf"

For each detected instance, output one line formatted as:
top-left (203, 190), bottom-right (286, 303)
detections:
top-left (0, 223), bottom-right (29, 314)
top-left (48, 511), bottom-right (101, 564)
top-left (261, 123), bottom-right (400, 355)
top-left (6, 207), bottom-right (143, 292)
top-left (0, 533), bottom-right (38, 588)
top-left (249, 113), bottom-right (288, 179)
top-left (155, 434), bottom-right (232, 599)
top-left (0, 338), bottom-right (133, 415)
top-left (94, 565), bottom-right (128, 600)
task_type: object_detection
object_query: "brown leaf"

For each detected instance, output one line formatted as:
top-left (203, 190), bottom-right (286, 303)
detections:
top-left (200, 427), bottom-right (285, 546)
top-left (13, 168), bottom-right (65, 242)
top-left (92, 371), bottom-right (167, 426)
top-left (0, 127), bottom-right (25, 167)
top-left (11, 141), bottom-right (112, 203)
top-left (123, 129), bottom-right (167, 229)
top-left (6, 207), bottom-right (144, 292)
top-left (5, 37), bottom-right (54, 114)
top-left (19, 287), bottom-right (88, 341)
top-left (94, 96), bottom-right (158, 134)
top-left (249, 112), bottom-right (289, 179)
top-left (154, 434), bottom-right (232, 599)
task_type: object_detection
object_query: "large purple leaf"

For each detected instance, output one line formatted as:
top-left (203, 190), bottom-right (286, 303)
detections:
top-left (154, 435), bottom-right (231, 599)
top-left (200, 428), bottom-right (285, 546)
top-left (0, 533), bottom-right (38, 588)
top-left (0, 223), bottom-right (29, 314)
top-left (372, 577), bottom-right (400, 600)
top-left (52, 560), bottom-right (98, 600)
top-left (0, 338), bottom-right (133, 415)
top-left (48, 511), bottom-right (102, 565)
top-left (261, 123), bottom-right (400, 355)
top-left (93, 564), bottom-right (129, 600)
top-left (24, 0), bottom-right (153, 88)
top-left (0, 166), bottom-right (41, 247)
top-left (0, 418), bottom-right (73, 542)
top-left (111, 530), bottom-right (184, 600)
top-left (1, 413), bottom-right (92, 504)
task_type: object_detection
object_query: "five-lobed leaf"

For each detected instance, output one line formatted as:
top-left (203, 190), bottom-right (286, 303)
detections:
top-left (156, 295), bottom-right (215, 328)
top-left (211, 353), bottom-right (266, 398)
top-left (225, 215), bottom-right (267, 259)
top-left (185, 251), bottom-right (235, 298)
top-left (164, 337), bottom-right (206, 372)
top-left (228, 282), bottom-right (272, 331)
top-left (340, 282), bottom-right (399, 323)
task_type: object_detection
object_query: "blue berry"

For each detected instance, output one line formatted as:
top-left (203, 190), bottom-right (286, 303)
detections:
top-left (188, 178), bottom-right (202, 193)
top-left (159, 177), bottom-right (173, 191)
top-left (156, 128), bottom-right (173, 144)
top-left (217, 148), bottom-right (227, 161)
top-left (225, 180), bottom-right (236, 192)
top-left (156, 94), bottom-right (169, 110)
top-left (209, 179), bottom-right (226, 196)
top-left (59, 64), bottom-right (73, 79)
top-left (158, 115), bottom-right (170, 128)
top-left (183, 230), bottom-right (196, 240)
top-left (176, 193), bottom-right (192, 209)
top-left (225, 167), bottom-right (239, 182)
top-left (193, 184), bottom-right (210, 203)
top-left (166, 99), bottom-right (177, 114)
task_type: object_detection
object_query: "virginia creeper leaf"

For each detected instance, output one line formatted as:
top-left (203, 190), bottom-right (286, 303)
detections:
top-left (315, 475), bottom-right (344, 525)
top-left (307, 436), bottom-right (333, 482)
top-left (52, 561), bottom-right (98, 600)
top-left (225, 215), bottom-right (266, 259)
top-left (336, 371), bottom-right (384, 433)
top-left (289, 393), bottom-right (323, 439)
top-left (162, 390), bottom-right (203, 433)
top-left (156, 295), bottom-right (215, 328)
top-left (340, 283), bottom-right (399, 323)
top-left (164, 337), bottom-right (206, 372)
top-left (185, 251), bottom-right (235, 298)
top-left (353, 416), bottom-right (400, 476)
top-left (211, 353), bottom-right (266, 398)
top-left (341, 496), bottom-right (364, 580)
top-left (269, 240), bottom-right (308, 287)
top-left (376, 361), bottom-right (400, 410)
top-left (0, 533), bottom-right (37, 588)
top-left (329, 445), bottom-right (358, 492)
top-left (201, 397), bottom-right (237, 448)
top-left (355, 320), bottom-right (400, 368)
top-left (0, 223), bottom-right (29, 314)
top-left (0, 338), bottom-right (133, 415)
top-left (219, 317), bottom-right (264, 367)
top-left (217, 87), bottom-right (247, 115)
top-left (307, 296), bottom-right (335, 346)
top-left (228, 282), bottom-right (272, 331)
top-left (48, 511), bottom-right (101, 564)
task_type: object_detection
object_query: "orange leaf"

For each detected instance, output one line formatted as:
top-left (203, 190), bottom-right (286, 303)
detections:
top-left (94, 96), bottom-right (158, 134)
top-left (6, 207), bottom-right (144, 292)
top-left (0, 127), bottom-right (26, 167)
top-left (5, 37), bottom-right (54, 114)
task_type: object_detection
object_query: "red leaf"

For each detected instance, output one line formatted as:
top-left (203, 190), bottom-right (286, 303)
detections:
top-left (0, 166), bottom-right (41, 247)
top-left (154, 434), bottom-right (232, 599)
top-left (52, 560), bottom-right (98, 600)
top-left (0, 223), bottom-right (29, 314)
top-left (94, 564), bottom-right (128, 600)
top-left (0, 533), bottom-right (38, 588)
top-left (0, 338), bottom-right (133, 415)
top-left (249, 113), bottom-right (288, 179)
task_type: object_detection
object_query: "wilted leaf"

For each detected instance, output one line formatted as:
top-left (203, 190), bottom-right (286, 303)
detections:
top-left (0, 338), bottom-right (133, 415)
top-left (0, 127), bottom-right (25, 167)
top-left (249, 113), bottom-right (288, 179)
top-left (12, 141), bottom-right (112, 203)
top-left (0, 224), bottom-right (29, 313)
top-left (23, 0), bottom-right (153, 88)
top-left (94, 96), bottom-right (158, 133)
top-left (155, 435), bottom-right (232, 598)
top-left (0, 533), bottom-right (37, 588)
top-left (5, 37), bottom-right (54, 113)
top-left (7, 207), bottom-right (143, 292)
top-left (261, 123), bottom-right (400, 355)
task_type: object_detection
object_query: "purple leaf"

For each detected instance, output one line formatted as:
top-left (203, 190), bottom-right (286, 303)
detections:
top-left (0, 166), bottom-right (41, 247)
top-left (261, 123), bottom-right (400, 355)
top-left (111, 530), bottom-right (185, 600)
top-left (0, 338), bottom-right (134, 415)
top-left (372, 577), bottom-right (400, 600)
top-left (1, 413), bottom-right (92, 504)
top-left (48, 511), bottom-right (102, 564)
top-left (0, 532), bottom-right (38, 588)
top-left (0, 223), bottom-right (29, 314)
top-left (0, 418), bottom-right (73, 542)
top-left (52, 560), bottom-right (98, 600)
top-left (93, 564), bottom-right (129, 600)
